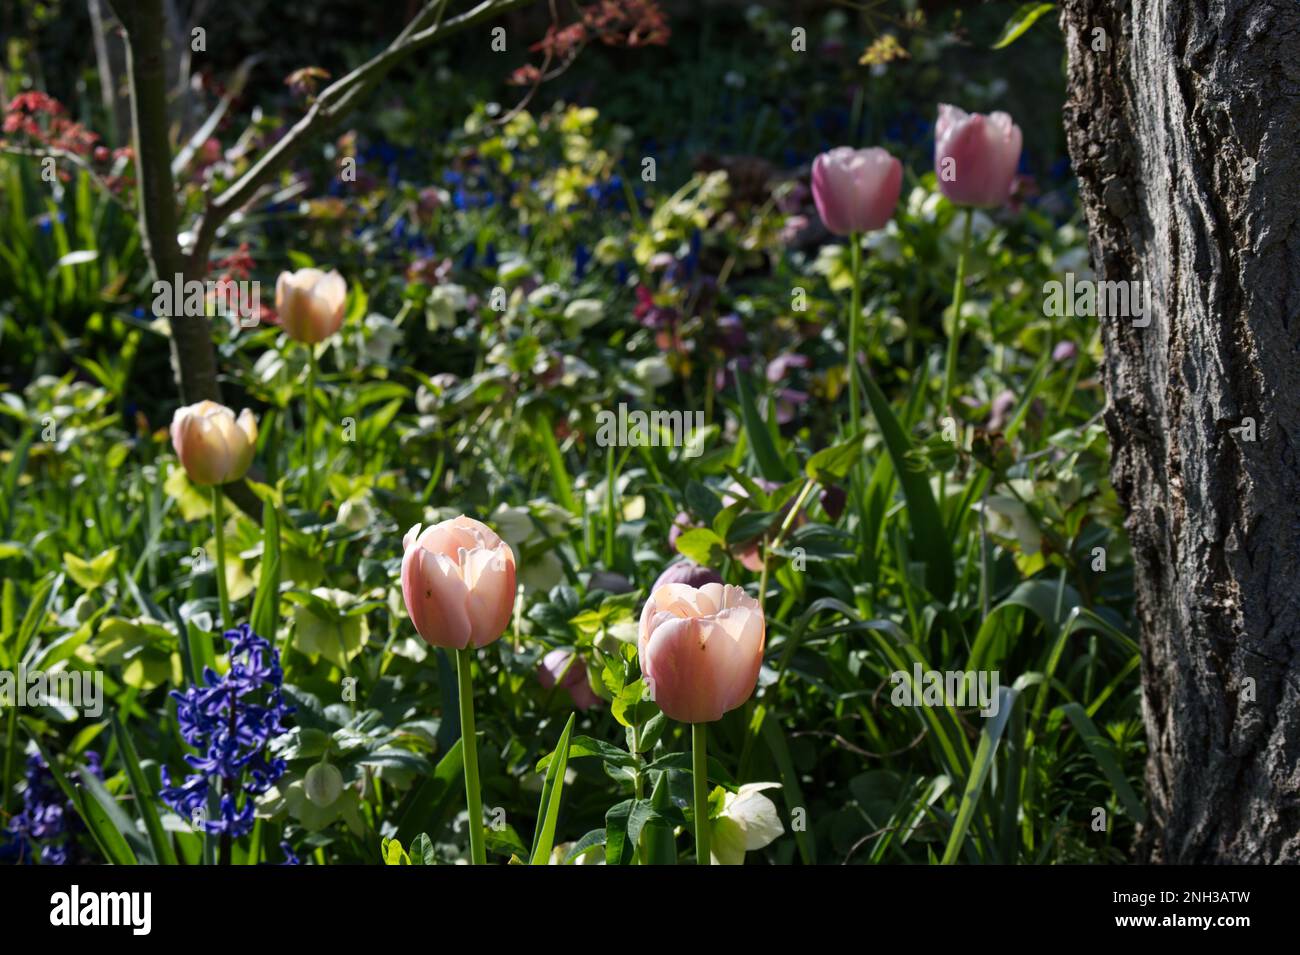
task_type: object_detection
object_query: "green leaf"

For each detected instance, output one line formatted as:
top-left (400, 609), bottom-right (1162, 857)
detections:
top-left (940, 685), bottom-right (1020, 864)
top-left (992, 3), bottom-right (1056, 49)
top-left (860, 372), bottom-right (954, 601)
top-left (530, 712), bottom-right (577, 864)
top-left (111, 711), bottom-right (178, 865)
top-left (734, 371), bottom-right (790, 481)
top-left (1058, 702), bottom-right (1146, 823)
top-left (674, 527), bottom-right (726, 566)
top-left (642, 771), bottom-right (678, 865)
top-left (536, 734), bottom-right (637, 771)
top-left (251, 499), bottom-right (281, 643)
top-left (805, 433), bottom-right (864, 484)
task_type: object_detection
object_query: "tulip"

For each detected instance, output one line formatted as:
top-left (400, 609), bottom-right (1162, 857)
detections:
top-left (935, 106), bottom-right (1022, 413)
top-left (810, 146), bottom-right (901, 432)
top-left (170, 400), bottom-right (258, 487)
top-left (810, 146), bottom-right (903, 236)
top-left (276, 268), bottom-right (346, 511)
top-left (638, 581), bottom-right (765, 865)
top-left (538, 648), bottom-right (602, 711)
top-left (399, 515), bottom-right (516, 866)
top-left (933, 104), bottom-right (1023, 209)
top-left (171, 400), bottom-right (258, 631)
top-left (275, 268), bottom-right (348, 344)
top-left (401, 517), bottom-right (517, 650)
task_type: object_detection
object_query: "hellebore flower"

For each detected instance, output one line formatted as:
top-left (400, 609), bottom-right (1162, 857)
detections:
top-left (170, 400), bottom-right (258, 486)
top-left (275, 268), bottom-right (348, 344)
top-left (710, 782), bottom-right (785, 865)
top-left (637, 582), bottom-right (765, 725)
top-left (401, 516), bottom-right (517, 650)
top-left (811, 146), bottom-right (903, 236)
top-left (934, 105), bottom-right (1023, 209)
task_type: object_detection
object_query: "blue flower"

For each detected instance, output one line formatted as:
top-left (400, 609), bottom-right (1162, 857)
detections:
top-left (6, 751), bottom-right (103, 864)
top-left (160, 624), bottom-right (293, 838)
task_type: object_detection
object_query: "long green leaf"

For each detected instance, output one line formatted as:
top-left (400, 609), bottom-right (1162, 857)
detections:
top-left (111, 711), bottom-right (178, 865)
top-left (860, 373), bottom-right (954, 601)
top-left (530, 712), bottom-right (576, 864)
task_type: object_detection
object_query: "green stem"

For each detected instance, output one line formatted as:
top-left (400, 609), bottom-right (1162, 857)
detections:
top-left (211, 485), bottom-right (232, 631)
top-left (941, 207), bottom-right (974, 414)
top-left (692, 722), bottom-right (710, 865)
top-left (304, 345), bottom-right (317, 510)
top-left (846, 232), bottom-right (862, 434)
top-left (456, 647), bottom-right (486, 865)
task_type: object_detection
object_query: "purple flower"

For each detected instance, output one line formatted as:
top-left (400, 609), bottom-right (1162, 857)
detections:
top-left (160, 624), bottom-right (293, 838)
top-left (6, 751), bottom-right (103, 864)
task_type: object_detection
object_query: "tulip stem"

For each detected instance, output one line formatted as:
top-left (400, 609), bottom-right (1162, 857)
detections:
top-left (456, 647), bottom-right (487, 865)
top-left (846, 232), bottom-right (862, 434)
top-left (692, 722), bottom-right (710, 865)
top-left (303, 345), bottom-right (317, 511)
top-left (210, 486), bottom-right (233, 631)
top-left (941, 207), bottom-right (974, 414)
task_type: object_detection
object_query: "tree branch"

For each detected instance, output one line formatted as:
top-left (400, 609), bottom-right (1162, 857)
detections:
top-left (186, 0), bottom-right (533, 274)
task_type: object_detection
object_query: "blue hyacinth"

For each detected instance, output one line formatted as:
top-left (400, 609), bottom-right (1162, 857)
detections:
top-left (160, 624), bottom-right (293, 838)
top-left (4, 751), bottom-right (103, 864)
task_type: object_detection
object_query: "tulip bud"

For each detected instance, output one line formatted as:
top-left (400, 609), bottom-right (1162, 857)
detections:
top-left (275, 268), bottom-right (348, 344)
top-left (811, 146), bottom-right (903, 236)
top-left (538, 648), bottom-right (602, 711)
top-left (170, 400), bottom-right (258, 486)
top-left (638, 582), bottom-right (765, 724)
top-left (400, 516), bottom-right (517, 650)
top-left (934, 104), bottom-right (1023, 209)
top-left (652, 561), bottom-right (724, 593)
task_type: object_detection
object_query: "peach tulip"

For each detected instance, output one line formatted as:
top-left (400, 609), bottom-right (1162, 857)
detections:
top-left (275, 268), bottom-right (348, 344)
top-left (934, 104), bottom-right (1023, 208)
top-left (638, 582), bottom-right (765, 724)
top-left (401, 516), bottom-right (517, 650)
top-left (170, 400), bottom-right (258, 486)
top-left (811, 146), bottom-right (903, 236)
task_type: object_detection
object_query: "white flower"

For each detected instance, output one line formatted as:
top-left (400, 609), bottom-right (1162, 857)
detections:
top-left (710, 782), bottom-right (784, 865)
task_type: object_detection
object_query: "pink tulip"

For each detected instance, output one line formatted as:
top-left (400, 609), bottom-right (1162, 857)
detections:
top-left (538, 648), bottom-right (602, 711)
top-left (401, 516), bottom-right (517, 650)
top-left (934, 104), bottom-right (1023, 208)
top-left (170, 400), bottom-right (258, 486)
top-left (811, 146), bottom-right (903, 236)
top-left (638, 583), bottom-right (765, 724)
top-left (275, 268), bottom-right (348, 344)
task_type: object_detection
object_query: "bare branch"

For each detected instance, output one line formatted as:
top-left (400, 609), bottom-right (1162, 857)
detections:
top-left (186, 0), bottom-right (533, 274)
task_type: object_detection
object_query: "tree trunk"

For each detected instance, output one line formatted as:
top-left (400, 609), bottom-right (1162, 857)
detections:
top-left (113, 0), bottom-right (225, 407)
top-left (1060, 0), bottom-right (1300, 862)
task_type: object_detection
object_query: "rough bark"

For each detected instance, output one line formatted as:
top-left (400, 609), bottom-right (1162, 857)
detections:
top-left (1060, 0), bottom-right (1300, 862)
top-left (111, 0), bottom-right (224, 407)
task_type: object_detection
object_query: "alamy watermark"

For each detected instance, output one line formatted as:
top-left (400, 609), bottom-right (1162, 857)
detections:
top-left (152, 273), bottom-right (262, 327)
top-left (890, 664), bottom-right (1000, 717)
top-left (594, 403), bottom-right (705, 458)
top-left (1043, 272), bottom-right (1150, 327)
top-left (0, 665), bottom-right (103, 718)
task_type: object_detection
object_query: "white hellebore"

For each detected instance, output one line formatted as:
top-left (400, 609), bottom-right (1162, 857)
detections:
top-left (710, 782), bottom-right (785, 865)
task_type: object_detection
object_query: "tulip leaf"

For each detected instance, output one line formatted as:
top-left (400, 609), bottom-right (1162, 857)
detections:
top-left (251, 498), bottom-right (281, 644)
top-left (734, 370), bottom-right (790, 481)
top-left (860, 371), bottom-right (954, 601)
top-left (111, 711), bottom-right (179, 865)
top-left (530, 712), bottom-right (577, 864)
